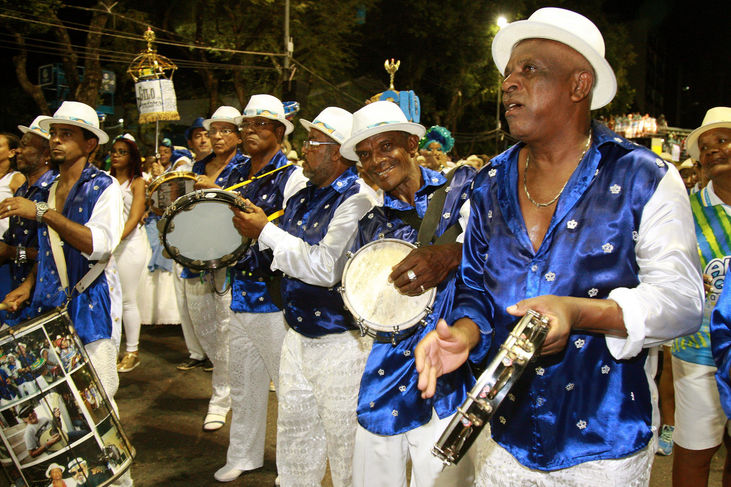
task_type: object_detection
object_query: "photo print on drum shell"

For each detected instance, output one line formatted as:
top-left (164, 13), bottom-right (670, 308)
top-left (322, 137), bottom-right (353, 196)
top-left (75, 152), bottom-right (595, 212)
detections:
top-left (97, 416), bottom-right (132, 474)
top-left (8, 381), bottom-right (92, 466)
top-left (0, 327), bottom-right (65, 411)
top-left (42, 316), bottom-right (84, 375)
top-left (71, 367), bottom-right (111, 426)
top-left (22, 435), bottom-right (113, 487)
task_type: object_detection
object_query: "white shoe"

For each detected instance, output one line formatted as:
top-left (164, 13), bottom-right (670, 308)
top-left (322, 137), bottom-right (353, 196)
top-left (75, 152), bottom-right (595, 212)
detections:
top-left (203, 413), bottom-right (226, 431)
top-left (214, 464), bottom-right (244, 482)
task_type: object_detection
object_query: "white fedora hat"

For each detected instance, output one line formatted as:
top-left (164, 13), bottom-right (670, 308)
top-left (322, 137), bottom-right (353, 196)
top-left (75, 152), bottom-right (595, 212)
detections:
top-left (492, 7), bottom-right (617, 110)
top-left (340, 101), bottom-right (426, 161)
top-left (238, 94), bottom-right (295, 135)
top-left (300, 107), bottom-right (353, 145)
top-left (203, 106), bottom-right (242, 131)
top-left (39, 101), bottom-right (109, 144)
top-left (685, 107), bottom-right (731, 160)
top-left (18, 116), bottom-right (51, 140)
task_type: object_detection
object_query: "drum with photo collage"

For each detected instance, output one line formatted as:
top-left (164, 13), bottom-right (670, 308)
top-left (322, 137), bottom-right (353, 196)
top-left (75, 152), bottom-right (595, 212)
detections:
top-left (0, 308), bottom-right (134, 487)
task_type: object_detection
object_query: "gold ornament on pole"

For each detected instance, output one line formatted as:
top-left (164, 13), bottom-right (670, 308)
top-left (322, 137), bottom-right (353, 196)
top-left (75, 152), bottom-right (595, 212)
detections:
top-left (367, 59), bottom-right (420, 123)
top-left (384, 59), bottom-right (400, 90)
top-left (127, 28), bottom-right (180, 124)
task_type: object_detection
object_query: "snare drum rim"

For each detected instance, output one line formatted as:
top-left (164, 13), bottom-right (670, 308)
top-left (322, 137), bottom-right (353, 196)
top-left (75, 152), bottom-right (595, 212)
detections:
top-left (341, 238), bottom-right (437, 333)
top-left (146, 171), bottom-right (197, 198)
top-left (159, 189), bottom-right (250, 271)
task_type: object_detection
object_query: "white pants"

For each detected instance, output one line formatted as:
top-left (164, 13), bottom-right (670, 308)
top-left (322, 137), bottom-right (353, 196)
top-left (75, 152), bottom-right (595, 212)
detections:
top-left (114, 232), bottom-right (147, 353)
top-left (176, 270), bottom-right (231, 416)
top-left (353, 409), bottom-right (475, 487)
top-left (672, 357), bottom-right (728, 450)
top-left (277, 329), bottom-right (371, 487)
top-left (226, 311), bottom-right (288, 471)
top-left (474, 434), bottom-right (655, 487)
top-left (172, 264), bottom-right (206, 361)
top-left (86, 339), bottom-right (133, 487)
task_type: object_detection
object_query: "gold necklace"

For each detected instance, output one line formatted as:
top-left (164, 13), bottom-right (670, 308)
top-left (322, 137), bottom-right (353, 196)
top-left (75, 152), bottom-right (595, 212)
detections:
top-left (523, 130), bottom-right (593, 208)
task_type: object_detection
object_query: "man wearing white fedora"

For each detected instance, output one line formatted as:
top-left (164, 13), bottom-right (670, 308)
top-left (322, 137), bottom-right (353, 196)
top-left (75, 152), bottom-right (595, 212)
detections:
top-left (0, 116), bottom-right (56, 327)
top-left (233, 106), bottom-right (377, 486)
top-left (415, 7), bottom-right (703, 486)
top-left (214, 93), bottom-right (307, 483)
top-left (0, 101), bottom-right (132, 486)
top-left (341, 100), bottom-right (477, 487)
top-left (172, 105), bottom-right (246, 433)
top-left (673, 106), bottom-right (731, 486)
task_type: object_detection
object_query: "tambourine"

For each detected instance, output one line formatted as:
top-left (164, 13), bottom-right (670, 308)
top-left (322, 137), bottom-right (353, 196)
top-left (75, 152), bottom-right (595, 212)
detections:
top-left (432, 309), bottom-right (549, 465)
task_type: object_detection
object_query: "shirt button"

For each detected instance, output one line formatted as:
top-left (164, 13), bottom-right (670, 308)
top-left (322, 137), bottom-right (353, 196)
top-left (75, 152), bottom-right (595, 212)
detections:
top-left (531, 265), bottom-right (538, 272)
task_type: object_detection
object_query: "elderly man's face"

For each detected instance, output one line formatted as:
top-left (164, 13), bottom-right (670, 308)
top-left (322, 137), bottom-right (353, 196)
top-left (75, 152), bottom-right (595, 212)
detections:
top-left (699, 127), bottom-right (731, 182)
top-left (301, 129), bottom-right (340, 188)
top-left (208, 122), bottom-right (241, 157)
top-left (502, 39), bottom-right (591, 141)
top-left (355, 131), bottom-right (417, 193)
top-left (241, 117), bottom-right (283, 157)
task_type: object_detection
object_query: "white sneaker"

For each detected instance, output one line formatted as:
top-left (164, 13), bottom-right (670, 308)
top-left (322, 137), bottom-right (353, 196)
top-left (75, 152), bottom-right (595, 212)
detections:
top-left (214, 464), bottom-right (244, 483)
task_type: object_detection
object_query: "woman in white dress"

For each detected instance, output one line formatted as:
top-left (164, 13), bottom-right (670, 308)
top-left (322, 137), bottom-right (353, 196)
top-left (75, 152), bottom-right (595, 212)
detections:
top-left (109, 135), bottom-right (147, 373)
top-left (0, 133), bottom-right (25, 238)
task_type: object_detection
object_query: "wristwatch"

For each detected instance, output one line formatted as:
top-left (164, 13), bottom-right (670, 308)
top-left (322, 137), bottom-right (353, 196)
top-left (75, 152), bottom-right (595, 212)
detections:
top-left (15, 245), bottom-right (27, 265)
top-left (35, 202), bottom-right (49, 223)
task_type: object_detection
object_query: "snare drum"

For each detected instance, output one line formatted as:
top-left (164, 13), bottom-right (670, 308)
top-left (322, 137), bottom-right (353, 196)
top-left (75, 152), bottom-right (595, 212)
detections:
top-left (146, 171), bottom-right (197, 215)
top-left (158, 189), bottom-right (250, 271)
top-left (0, 308), bottom-right (134, 486)
top-left (341, 239), bottom-right (436, 342)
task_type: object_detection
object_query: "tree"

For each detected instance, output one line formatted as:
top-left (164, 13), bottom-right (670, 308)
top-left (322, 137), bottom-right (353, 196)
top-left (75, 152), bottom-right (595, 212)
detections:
top-left (2, 0), bottom-right (117, 112)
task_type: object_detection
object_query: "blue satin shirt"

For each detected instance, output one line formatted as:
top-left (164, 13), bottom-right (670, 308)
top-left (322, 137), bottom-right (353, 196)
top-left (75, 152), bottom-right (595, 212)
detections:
top-left (450, 122), bottom-right (672, 470)
top-left (352, 164), bottom-right (476, 435)
top-left (228, 151), bottom-right (299, 314)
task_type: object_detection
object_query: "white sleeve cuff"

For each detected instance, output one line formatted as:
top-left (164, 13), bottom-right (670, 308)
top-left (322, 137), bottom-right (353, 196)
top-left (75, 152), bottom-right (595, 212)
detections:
top-left (605, 288), bottom-right (647, 360)
top-left (258, 221), bottom-right (286, 251)
top-left (85, 226), bottom-right (110, 261)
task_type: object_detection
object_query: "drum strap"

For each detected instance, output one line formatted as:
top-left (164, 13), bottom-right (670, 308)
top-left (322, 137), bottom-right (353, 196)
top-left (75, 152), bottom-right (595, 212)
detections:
top-left (394, 168), bottom-right (461, 246)
top-left (47, 182), bottom-right (110, 300)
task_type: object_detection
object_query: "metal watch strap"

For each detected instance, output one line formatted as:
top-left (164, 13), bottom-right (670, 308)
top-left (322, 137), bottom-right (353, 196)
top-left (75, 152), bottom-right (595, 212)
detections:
top-left (36, 202), bottom-right (49, 223)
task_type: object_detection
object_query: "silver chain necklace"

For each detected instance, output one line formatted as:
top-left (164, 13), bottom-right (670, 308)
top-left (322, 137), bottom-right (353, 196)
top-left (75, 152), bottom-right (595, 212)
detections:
top-left (523, 129), bottom-right (593, 208)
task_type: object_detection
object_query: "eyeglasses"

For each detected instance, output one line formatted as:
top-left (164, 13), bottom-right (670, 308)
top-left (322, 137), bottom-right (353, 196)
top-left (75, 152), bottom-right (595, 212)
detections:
top-left (110, 149), bottom-right (128, 156)
top-left (302, 140), bottom-right (338, 150)
top-left (240, 120), bottom-right (277, 130)
top-left (208, 128), bottom-right (238, 136)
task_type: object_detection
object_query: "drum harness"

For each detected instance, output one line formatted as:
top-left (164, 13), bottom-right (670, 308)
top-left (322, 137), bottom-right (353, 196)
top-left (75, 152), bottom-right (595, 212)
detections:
top-left (373, 168), bottom-right (461, 346)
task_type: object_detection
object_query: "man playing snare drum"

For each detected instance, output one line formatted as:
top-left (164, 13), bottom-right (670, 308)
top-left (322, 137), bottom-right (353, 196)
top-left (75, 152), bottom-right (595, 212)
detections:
top-left (232, 106), bottom-right (377, 487)
top-left (414, 8), bottom-right (703, 486)
top-left (211, 94), bottom-right (307, 483)
top-left (341, 100), bottom-right (476, 487)
top-left (172, 105), bottom-right (245, 433)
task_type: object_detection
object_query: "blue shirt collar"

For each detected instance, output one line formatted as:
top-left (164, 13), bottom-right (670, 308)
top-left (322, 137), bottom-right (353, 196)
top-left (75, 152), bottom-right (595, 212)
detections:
top-left (383, 165), bottom-right (446, 210)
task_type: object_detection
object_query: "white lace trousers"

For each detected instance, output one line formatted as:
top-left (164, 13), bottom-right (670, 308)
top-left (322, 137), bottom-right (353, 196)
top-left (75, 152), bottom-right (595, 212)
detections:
top-left (226, 311), bottom-right (288, 471)
top-left (474, 434), bottom-right (655, 487)
top-left (177, 270), bottom-right (231, 416)
top-left (86, 339), bottom-right (133, 487)
top-left (277, 329), bottom-right (371, 487)
top-left (353, 409), bottom-right (475, 487)
top-left (172, 264), bottom-right (205, 361)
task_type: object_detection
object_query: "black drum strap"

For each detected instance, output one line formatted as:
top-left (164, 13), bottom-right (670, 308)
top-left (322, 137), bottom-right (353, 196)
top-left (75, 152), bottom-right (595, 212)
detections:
top-left (393, 168), bottom-right (461, 246)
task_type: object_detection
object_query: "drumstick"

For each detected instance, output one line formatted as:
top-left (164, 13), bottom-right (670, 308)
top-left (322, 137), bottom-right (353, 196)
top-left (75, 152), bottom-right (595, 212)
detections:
top-left (223, 162), bottom-right (296, 192)
top-left (0, 303), bottom-right (8, 311)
